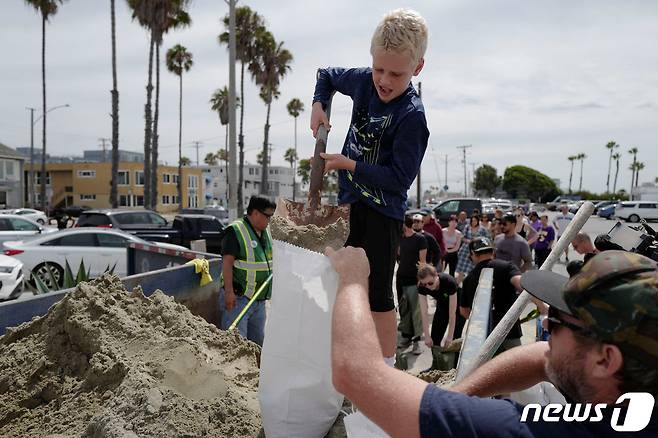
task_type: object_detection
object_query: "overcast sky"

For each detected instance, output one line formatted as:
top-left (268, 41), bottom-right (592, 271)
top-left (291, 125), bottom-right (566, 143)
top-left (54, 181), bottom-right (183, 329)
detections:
top-left (1, 0), bottom-right (656, 195)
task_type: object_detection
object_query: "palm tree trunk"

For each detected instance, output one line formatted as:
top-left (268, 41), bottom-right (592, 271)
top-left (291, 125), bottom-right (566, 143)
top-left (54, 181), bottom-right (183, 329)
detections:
top-left (238, 61), bottom-right (245, 213)
top-left (606, 151), bottom-right (612, 193)
top-left (578, 159), bottom-right (584, 192)
top-left (177, 72), bottom-right (183, 210)
top-left (613, 159), bottom-right (619, 193)
top-left (630, 155), bottom-right (637, 200)
top-left (260, 97), bottom-right (271, 195)
top-left (40, 15), bottom-right (47, 212)
top-left (151, 44), bottom-right (161, 210)
top-left (635, 166), bottom-right (640, 188)
top-left (143, 34), bottom-right (155, 209)
top-left (293, 115), bottom-right (297, 201)
top-left (225, 124), bottom-right (229, 203)
top-left (568, 160), bottom-right (574, 194)
top-left (110, 0), bottom-right (120, 209)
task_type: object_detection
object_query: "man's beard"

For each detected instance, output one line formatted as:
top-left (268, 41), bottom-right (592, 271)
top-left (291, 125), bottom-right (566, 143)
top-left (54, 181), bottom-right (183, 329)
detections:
top-left (545, 347), bottom-right (597, 403)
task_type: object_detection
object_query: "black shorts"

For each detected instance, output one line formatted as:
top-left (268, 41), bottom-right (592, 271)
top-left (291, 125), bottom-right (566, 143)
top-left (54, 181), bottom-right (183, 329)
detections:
top-left (345, 202), bottom-right (402, 312)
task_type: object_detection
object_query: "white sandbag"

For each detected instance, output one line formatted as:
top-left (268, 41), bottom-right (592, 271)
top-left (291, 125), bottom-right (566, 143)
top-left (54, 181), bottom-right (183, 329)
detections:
top-left (259, 240), bottom-right (344, 438)
top-left (344, 410), bottom-right (389, 437)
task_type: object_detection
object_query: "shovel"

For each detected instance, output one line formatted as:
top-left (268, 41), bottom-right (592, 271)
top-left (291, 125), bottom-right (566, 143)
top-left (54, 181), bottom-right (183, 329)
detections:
top-left (276, 95), bottom-right (349, 228)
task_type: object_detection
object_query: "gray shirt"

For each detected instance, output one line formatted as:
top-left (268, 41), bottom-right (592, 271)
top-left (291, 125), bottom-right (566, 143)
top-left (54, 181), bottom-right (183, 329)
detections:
top-left (495, 233), bottom-right (532, 270)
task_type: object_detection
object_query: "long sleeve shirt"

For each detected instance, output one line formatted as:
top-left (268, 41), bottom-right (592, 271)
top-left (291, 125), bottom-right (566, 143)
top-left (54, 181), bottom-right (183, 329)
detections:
top-left (313, 67), bottom-right (429, 221)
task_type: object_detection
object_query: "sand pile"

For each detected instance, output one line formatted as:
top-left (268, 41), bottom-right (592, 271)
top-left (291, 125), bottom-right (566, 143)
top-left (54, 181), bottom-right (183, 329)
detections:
top-left (270, 215), bottom-right (349, 253)
top-left (0, 275), bottom-right (262, 437)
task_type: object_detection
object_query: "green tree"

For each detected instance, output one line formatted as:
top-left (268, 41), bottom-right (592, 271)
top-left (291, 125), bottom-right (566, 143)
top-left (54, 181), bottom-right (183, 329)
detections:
top-left (110, 0), bottom-right (120, 208)
top-left (297, 158), bottom-right (311, 185)
top-left (577, 153), bottom-right (587, 192)
top-left (612, 152), bottom-right (621, 194)
top-left (210, 87), bottom-right (234, 202)
top-left (219, 6), bottom-right (265, 214)
top-left (286, 98), bottom-right (304, 201)
top-left (204, 152), bottom-right (218, 166)
top-left (605, 141), bottom-right (619, 193)
top-left (628, 147), bottom-right (638, 198)
top-left (249, 30), bottom-right (293, 195)
top-left (166, 43), bottom-right (193, 210)
top-left (284, 147), bottom-right (298, 198)
top-left (473, 164), bottom-right (501, 197)
top-left (567, 155), bottom-right (577, 194)
top-left (635, 162), bottom-right (644, 188)
top-left (502, 165), bottom-right (560, 202)
top-left (180, 156), bottom-right (191, 166)
top-left (24, 0), bottom-right (68, 210)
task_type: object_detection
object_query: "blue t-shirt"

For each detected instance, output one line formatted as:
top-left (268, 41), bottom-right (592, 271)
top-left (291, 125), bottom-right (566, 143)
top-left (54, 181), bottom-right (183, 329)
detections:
top-left (420, 385), bottom-right (658, 437)
top-left (313, 67), bottom-right (429, 221)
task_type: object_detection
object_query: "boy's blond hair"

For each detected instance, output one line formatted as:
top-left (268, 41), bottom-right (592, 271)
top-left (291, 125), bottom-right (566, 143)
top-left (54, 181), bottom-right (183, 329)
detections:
top-left (370, 9), bottom-right (428, 65)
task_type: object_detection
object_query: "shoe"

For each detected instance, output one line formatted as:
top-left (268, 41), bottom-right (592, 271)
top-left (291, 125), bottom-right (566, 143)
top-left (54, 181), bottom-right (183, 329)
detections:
top-left (411, 341), bottom-right (422, 355)
top-left (398, 336), bottom-right (412, 349)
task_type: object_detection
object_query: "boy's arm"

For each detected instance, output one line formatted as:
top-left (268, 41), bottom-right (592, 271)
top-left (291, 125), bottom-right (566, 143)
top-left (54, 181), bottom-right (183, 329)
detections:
top-left (313, 67), bottom-right (368, 107)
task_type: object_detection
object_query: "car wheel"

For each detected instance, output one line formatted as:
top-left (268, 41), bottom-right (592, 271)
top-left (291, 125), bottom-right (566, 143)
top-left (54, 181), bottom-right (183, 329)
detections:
top-left (31, 262), bottom-right (64, 290)
top-left (37, 218), bottom-right (45, 225)
top-left (628, 214), bottom-right (640, 223)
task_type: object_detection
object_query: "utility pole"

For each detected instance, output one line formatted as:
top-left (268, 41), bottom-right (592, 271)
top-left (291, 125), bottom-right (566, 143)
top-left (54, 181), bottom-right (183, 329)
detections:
top-left (456, 145), bottom-right (472, 196)
top-left (27, 107), bottom-right (36, 207)
top-left (98, 137), bottom-right (110, 162)
top-left (416, 81), bottom-right (422, 207)
top-left (444, 154), bottom-right (448, 192)
top-left (191, 141), bottom-right (202, 167)
top-left (226, 0), bottom-right (238, 220)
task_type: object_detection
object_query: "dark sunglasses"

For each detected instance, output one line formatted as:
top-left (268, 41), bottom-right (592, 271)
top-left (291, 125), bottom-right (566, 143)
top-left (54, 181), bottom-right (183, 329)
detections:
top-left (259, 210), bottom-right (274, 218)
top-left (420, 279), bottom-right (435, 288)
top-left (546, 307), bottom-right (593, 337)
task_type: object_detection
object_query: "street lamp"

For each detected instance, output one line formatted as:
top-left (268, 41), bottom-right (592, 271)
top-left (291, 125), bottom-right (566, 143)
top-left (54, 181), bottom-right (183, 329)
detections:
top-left (26, 104), bottom-right (70, 208)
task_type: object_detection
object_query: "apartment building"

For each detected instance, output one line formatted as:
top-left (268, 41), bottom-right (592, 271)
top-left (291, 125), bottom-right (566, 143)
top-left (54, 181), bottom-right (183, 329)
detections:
top-left (0, 142), bottom-right (25, 208)
top-left (25, 162), bottom-right (203, 213)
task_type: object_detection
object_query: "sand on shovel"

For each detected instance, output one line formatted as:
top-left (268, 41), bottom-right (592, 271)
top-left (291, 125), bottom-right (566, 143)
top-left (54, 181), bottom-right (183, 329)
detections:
top-left (0, 275), bottom-right (262, 438)
top-left (269, 214), bottom-right (349, 254)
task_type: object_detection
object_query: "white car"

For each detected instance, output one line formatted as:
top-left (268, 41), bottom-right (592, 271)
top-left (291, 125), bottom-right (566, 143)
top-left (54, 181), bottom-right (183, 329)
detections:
top-left (3, 228), bottom-right (186, 288)
top-left (0, 214), bottom-right (58, 245)
top-left (0, 254), bottom-right (24, 300)
top-left (0, 208), bottom-right (49, 225)
top-left (614, 201), bottom-right (658, 223)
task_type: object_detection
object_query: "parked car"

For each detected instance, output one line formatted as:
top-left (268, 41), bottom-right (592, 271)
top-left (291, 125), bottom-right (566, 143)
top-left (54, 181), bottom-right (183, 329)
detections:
top-left (0, 208), bottom-right (49, 225)
top-left (181, 206), bottom-right (229, 226)
top-left (568, 200), bottom-right (586, 214)
top-left (0, 255), bottom-right (24, 301)
top-left (0, 214), bottom-right (58, 245)
top-left (3, 228), bottom-right (186, 288)
top-left (598, 203), bottom-right (618, 219)
top-left (75, 209), bottom-right (169, 230)
top-left (614, 201), bottom-right (658, 223)
top-left (593, 200), bottom-right (617, 214)
top-left (432, 198), bottom-right (482, 227)
top-left (546, 195), bottom-right (581, 211)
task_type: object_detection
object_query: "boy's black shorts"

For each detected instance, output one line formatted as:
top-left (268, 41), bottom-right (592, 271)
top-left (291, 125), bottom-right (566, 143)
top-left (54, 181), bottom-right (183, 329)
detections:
top-left (345, 201), bottom-right (402, 312)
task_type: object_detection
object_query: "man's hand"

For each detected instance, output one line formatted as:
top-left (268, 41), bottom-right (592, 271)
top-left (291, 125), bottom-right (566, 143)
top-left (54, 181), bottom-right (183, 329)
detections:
top-left (224, 288), bottom-right (236, 311)
top-left (325, 246), bottom-right (370, 287)
top-left (441, 334), bottom-right (453, 349)
top-left (310, 101), bottom-right (331, 138)
top-left (424, 334), bottom-right (434, 348)
top-left (320, 153), bottom-right (356, 173)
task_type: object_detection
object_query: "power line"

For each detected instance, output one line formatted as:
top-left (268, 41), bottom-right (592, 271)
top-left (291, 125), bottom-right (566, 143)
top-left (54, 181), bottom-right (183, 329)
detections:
top-left (98, 137), bottom-right (110, 162)
top-left (190, 141), bottom-right (203, 166)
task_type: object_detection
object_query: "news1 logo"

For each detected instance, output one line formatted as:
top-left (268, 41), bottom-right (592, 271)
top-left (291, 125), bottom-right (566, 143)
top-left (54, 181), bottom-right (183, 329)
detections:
top-left (520, 392), bottom-right (654, 432)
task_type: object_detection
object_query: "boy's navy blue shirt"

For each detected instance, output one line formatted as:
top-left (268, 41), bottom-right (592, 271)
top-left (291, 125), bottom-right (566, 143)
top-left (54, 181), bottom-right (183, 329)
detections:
top-left (313, 67), bottom-right (429, 221)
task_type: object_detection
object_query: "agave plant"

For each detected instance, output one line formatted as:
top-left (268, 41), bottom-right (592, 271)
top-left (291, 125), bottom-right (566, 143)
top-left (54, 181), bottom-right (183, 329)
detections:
top-left (32, 259), bottom-right (116, 294)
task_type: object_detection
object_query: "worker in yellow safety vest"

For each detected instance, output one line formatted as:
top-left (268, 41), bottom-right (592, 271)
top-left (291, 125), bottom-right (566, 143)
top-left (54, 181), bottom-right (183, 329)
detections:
top-left (220, 195), bottom-right (275, 346)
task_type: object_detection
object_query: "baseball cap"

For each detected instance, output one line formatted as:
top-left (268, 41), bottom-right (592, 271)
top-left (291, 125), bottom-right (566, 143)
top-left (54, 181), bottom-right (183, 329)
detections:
top-left (412, 214), bottom-right (423, 221)
top-left (469, 236), bottom-right (494, 253)
top-left (521, 250), bottom-right (658, 365)
top-left (420, 208), bottom-right (432, 216)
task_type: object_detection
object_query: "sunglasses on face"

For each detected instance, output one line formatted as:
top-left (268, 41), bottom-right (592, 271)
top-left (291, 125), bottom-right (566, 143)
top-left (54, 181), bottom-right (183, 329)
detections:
top-left (420, 279), bottom-right (435, 288)
top-left (545, 307), bottom-right (593, 337)
top-left (259, 210), bottom-right (274, 218)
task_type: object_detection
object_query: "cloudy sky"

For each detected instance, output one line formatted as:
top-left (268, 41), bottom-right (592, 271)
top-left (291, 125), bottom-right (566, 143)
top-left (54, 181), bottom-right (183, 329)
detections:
top-left (1, 0), bottom-right (657, 195)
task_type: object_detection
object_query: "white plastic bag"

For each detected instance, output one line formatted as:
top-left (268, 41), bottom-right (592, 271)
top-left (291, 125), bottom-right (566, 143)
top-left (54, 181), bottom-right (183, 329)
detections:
top-left (344, 410), bottom-right (389, 437)
top-left (259, 240), bottom-right (344, 438)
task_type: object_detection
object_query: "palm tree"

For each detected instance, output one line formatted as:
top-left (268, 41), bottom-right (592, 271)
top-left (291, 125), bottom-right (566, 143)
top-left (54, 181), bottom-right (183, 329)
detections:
top-left (210, 87), bottom-right (237, 204)
top-left (24, 0), bottom-right (68, 211)
top-left (249, 30), bottom-right (293, 195)
top-left (180, 156), bottom-right (191, 166)
top-left (577, 153), bottom-right (586, 192)
top-left (110, 0), bottom-right (120, 208)
top-left (612, 152), bottom-right (621, 194)
top-left (204, 152), bottom-right (218, 166)
top-left (628, 147), bottom-right (638, 199)
top-left (297, 158), bottom-right (311, 186)
top-left (635, 162), bottom-right (644, 188)
top-left (216, 148), bottom-right (229, 201)
top-left (284, 148), bottom-right (298, 199)
top-left (219, 6), bottom-right (265, 213)
top-left (567, 155), bottom-right (577, 194)
top-left (166, 43), bottom-right (193, 210)
top-left (604, 141), bottom-right (618, 194)
top-left (286, 98), bottom-right (304, 201)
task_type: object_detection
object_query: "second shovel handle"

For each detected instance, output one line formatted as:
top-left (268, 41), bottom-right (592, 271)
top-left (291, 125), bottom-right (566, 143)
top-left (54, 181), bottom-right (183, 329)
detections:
top-left (308, 97), bottom-right (333, 209)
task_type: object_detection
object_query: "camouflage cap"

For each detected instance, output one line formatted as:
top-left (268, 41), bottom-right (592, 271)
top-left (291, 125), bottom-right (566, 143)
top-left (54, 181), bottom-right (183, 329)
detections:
top-left (522, 250), bottom-right (658, 366)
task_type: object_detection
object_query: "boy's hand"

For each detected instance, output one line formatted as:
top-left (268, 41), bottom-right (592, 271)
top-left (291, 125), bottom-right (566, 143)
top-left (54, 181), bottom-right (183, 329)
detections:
top-left (325, 246), bottom-right (370, 287)
top-left (310, 101), bottom-right (331, 138)
top-left (320, 153), bottom-right (356, 173)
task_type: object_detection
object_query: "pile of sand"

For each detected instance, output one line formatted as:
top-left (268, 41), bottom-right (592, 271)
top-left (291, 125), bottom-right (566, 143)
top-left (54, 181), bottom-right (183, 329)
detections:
top-left (0, 275), bottom-right (262, 437)
top-left (270, 215), bottom-right (349, 253)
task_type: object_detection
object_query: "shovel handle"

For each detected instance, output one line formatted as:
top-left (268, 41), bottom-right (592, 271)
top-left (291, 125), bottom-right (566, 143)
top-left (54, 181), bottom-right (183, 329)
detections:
top-left (308, 96), bottom-right (333, 210)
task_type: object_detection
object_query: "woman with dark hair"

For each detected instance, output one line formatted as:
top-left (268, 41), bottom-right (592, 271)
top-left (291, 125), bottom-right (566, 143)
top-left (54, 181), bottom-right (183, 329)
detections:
top-left (416, 263), bottom-right (457, 354)
top-left (441, 215), bottom-right (462, 276)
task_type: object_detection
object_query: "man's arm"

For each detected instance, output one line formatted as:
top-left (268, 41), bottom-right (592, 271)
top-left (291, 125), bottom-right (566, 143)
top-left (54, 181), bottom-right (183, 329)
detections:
top-left (418, 293), bottom-right (433, 348)
top-left (525, 224), bottom-right (539, 245)
top-left (222, 255), bottom-right (236, 310)
top-left (327, 247), bottom-right (428, 438)
top-left (519, 242), bottom-right (533, 272)
top-left (419, 248), bottom-right (427, 264)
top-left (451, 342), bottom-right (550, 397)
top-left (444, 294), bottom-right (457, 346)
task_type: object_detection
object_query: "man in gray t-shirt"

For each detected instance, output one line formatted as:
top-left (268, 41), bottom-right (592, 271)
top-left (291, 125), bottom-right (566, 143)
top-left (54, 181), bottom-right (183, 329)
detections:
top-left (494, 214), bottom-right (532, 271)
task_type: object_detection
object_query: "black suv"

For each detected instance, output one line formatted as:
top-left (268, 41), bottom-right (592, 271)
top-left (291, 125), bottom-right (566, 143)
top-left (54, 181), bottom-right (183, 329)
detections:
top-left (75, 209), bottom-right (169, 230)
top-left (433, 198), bottom-right (483, 227)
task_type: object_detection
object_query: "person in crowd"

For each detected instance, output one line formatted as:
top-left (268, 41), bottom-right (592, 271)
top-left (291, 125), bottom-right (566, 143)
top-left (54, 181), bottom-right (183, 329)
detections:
top-left (456, 210), bottom-right (469, 233)
top-left (528, 211), bottom-right (541, 231)
top-left (416, 263), bottom-right (457, 349)
top-left (419, 208), bottom-right (445, 268)
top-left (326, 247), bottom-right (658, 437)
top-left (514, 208), bottom-right (538, 246)
top-left (480, 214), bottom-right (491, 233)
top-left (553, 204), bottom-right (575, 262)
top-left (493, 208), bottom-right (504, 220)
top-left (489, 218), bottom-right (502, 239)
top-left (571, 232), bottom-right (599, 264)
top-left (397, 215), bottom-right (427, 355)
top-left (310, 8), bottom-right (429, 367)
top-left (495, 214), bottom-right (533, 272)
top-left (442, 215), bottom-right (462, 276)
top-left (455, 215), bottom-right (490, 285)
top-left (413, 214), bottom-right (441, 269)
top-left (534, 214), bottom-right (555, 268)
top-left (219, 196), bottom-right (275, 346)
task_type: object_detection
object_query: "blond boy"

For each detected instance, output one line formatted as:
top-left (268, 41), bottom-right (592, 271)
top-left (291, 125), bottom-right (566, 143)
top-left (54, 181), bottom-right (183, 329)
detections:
top-left (310, 9), bottom-right (429, 365)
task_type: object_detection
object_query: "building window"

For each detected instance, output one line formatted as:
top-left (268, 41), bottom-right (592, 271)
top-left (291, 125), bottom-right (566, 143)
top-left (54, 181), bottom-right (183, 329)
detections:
top-left (172, 174), bottom-right (179, 184)
top-left (36, 171), bottom-right (51, 185)
top-left (188, 175), bottom-right (198, 188)
top-left (117, 170), bottom-right (130, 185)
top-left (77, 170), bottom-right (96, 178)
top-left (5, 161), bottom-right (14, 177)
top-left (119, 195), bottom-right (130, 207)
top-left (162, 195), bottom-right (170, 204)
top-left (134, 195), bottom-right (144, 206)
top-left (135, 171), bottom-right (145, 186)
top-left (163, 174), bottom-right (171, 184)
top-left (80, 194), bottom-right (96, 201)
